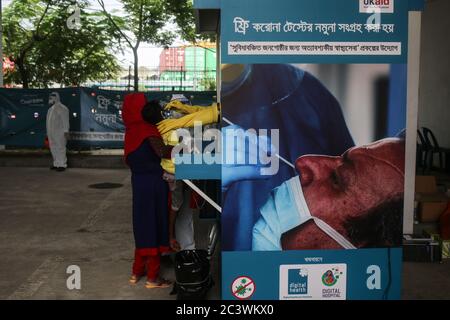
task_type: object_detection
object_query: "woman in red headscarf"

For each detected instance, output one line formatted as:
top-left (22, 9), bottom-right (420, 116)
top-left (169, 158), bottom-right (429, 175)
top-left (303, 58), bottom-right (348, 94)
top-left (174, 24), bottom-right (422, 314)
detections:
top-left (122, 93), bottom-right (173, 289)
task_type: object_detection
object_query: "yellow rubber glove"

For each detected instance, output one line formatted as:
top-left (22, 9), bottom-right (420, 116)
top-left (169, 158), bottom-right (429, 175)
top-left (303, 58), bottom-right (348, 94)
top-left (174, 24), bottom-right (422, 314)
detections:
top-left (158, 130), bottom-right (178, 174)
top-left (157, 104), bottom-right (219, 135)
top-left (158, 102), bottom-right (219, 175)
top-left (161, 129), bottom-right (179, 146)
top-left (161, 158), bottom-right (175, 174)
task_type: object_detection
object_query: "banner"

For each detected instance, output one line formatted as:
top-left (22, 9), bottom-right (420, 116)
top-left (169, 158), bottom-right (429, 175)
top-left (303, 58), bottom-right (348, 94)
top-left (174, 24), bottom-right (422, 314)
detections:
top-left (221, 0), bottom-right (408, 64)
top-left (220, 0), bottom-right (410, 300)
top-left (0, 88), bottom-right (216, 149)
top-left (0, 88), bottom-right (80, 148)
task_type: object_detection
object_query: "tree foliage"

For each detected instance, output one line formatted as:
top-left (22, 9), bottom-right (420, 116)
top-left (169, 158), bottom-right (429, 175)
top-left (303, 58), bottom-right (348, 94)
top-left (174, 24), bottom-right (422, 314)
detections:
top-left (97, 0), bottom-right (176, 90)
top-left (2, 0), bottom-right (122, 88)
top-left (2, 0), bottom-right (212, 89)
top-left (165, 0), bottom-right (197, 44)
top-left (97, 0), bottom-right (210, 91)
top-left (165, 0), bottom-right (215, 44)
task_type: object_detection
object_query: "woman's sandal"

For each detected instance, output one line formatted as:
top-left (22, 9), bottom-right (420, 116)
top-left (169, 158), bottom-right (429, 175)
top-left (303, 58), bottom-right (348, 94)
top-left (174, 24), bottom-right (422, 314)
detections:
top-left (145, 278), bottom-right (172, 289)
top-left (129, 274), bottom-right (143, 285)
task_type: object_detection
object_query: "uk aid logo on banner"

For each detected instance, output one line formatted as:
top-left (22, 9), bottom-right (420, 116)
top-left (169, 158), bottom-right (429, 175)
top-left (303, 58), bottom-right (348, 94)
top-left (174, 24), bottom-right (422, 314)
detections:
top-left (360, 0), bottom-right (395, 13)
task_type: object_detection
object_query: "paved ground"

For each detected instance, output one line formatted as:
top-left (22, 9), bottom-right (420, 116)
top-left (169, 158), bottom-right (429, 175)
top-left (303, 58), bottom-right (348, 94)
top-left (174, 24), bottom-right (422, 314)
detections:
top-left (0, 149), bottom-right (126, 169)
top-left (0, 167), bottom-right (219, 300)
top-left (403, 261), bottom-right (450, 300)
top-left (0, 167), bottom-right (449, 300)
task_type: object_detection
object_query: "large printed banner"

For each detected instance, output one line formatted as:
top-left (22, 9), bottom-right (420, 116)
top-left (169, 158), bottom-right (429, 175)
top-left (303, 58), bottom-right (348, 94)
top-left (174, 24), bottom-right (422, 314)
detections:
top-left (0, 88), bottom-right (216, 149)
top-left (0, 88), bottom-right (81, 148)
top-left (221, 0), bottom-right (408, 64)
top-left (220, 0), bottom-right (412, 300)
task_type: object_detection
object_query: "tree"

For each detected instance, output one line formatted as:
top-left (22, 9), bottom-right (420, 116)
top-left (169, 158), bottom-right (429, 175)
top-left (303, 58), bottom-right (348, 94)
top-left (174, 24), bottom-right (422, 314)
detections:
top-left (2, 0), bottom-right (122, 88)
top-left (97, 0), bottom-right (203, 91)
top-left (2, 0), bottom-right (52, 88)
top-left (97, 0), bottom-right (172, 91)
top-left (165, 0), bottom-right (216, 46)
top-left (33, 7), bottom-right (123, 87)
top-left (164, 0), bottom-right (197, 44)
top-left (199, 78), bottom-right (216, 91)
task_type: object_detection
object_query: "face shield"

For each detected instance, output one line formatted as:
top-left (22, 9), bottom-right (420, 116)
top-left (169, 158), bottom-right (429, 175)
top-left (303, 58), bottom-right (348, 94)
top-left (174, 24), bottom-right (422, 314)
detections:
top-left (161, 108), bottom-right (185, 120)
top-left (161, 100), bottom-right (186, 120)
top-left (49, 92), bottom-right (60, 106)
top-left (252, 176), bottom-right (357, 251)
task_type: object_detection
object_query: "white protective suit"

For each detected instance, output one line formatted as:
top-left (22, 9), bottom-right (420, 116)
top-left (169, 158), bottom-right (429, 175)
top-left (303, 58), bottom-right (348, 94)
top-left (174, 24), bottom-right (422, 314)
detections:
top-left (46, 92), bottom-right (70, 168)
top-left (173, 181), bottom-right (196, 250)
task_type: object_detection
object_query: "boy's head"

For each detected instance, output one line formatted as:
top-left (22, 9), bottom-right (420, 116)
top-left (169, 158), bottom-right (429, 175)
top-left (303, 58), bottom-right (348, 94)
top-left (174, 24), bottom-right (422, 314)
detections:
top-left (141, 100), bottom-right (163, 125)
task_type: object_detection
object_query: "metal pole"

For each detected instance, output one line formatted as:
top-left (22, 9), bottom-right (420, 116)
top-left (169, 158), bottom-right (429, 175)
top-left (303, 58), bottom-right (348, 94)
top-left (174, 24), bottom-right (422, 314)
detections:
top-left (183, 179), bottom-right (221, 213)
top-left (193, 45), bottom-right (197, 91)
top-left (180, 66), bottom-right (183, 91)
top-left (216, 34), bottom-right (221, 103)
top-left (403, 11), bottom-right (422, 235)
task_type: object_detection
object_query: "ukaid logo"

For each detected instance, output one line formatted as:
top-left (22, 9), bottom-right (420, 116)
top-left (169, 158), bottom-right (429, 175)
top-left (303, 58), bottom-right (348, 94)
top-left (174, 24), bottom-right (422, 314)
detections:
top-left (359, 0), bottom-right (394, 13)
top-left (280, 264), bottom-right (347, 300)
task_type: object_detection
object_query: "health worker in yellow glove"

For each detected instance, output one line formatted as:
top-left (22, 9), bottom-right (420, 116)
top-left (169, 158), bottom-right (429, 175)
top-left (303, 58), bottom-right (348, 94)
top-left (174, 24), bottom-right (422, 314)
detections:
top-left (141, 98), bottom-right (219, 251)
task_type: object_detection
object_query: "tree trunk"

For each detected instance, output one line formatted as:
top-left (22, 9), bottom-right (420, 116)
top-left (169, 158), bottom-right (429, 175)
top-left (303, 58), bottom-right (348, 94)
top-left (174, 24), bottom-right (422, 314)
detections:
top-left (133, 48), bottom-right (139, 92)
top-left (16, 57), bottom-right (29, 89)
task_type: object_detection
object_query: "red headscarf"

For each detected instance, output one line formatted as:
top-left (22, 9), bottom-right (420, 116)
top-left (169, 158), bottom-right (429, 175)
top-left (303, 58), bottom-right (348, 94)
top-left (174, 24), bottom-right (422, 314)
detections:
top-left (122, 93), bottom-right (161, 161)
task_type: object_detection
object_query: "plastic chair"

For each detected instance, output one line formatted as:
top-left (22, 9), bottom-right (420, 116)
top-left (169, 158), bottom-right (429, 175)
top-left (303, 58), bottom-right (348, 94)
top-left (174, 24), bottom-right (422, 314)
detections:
top-left (422, 127), bottom-right (445, 171)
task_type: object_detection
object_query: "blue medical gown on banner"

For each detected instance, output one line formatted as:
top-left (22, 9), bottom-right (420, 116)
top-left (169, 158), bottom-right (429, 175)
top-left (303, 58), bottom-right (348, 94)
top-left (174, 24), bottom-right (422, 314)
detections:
top-left (222, 64), bottom-right (355, 251)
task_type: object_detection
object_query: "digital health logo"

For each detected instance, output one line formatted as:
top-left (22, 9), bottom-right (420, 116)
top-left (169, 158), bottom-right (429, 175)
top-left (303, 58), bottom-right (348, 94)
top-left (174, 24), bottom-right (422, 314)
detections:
top-left (280, 264), bottom-right (347, 300)
top-left (288, 268), bottom-right (308, 295)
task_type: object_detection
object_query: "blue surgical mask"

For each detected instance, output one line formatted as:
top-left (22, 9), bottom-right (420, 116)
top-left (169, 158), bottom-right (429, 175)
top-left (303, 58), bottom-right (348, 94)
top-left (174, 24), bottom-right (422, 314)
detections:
top-left (252, 176), bottom-right (357, 251)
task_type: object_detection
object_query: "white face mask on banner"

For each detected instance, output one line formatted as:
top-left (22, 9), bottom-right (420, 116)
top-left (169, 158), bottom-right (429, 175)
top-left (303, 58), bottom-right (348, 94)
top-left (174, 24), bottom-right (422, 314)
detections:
top-left (252, 176), bottom-right (357, 251)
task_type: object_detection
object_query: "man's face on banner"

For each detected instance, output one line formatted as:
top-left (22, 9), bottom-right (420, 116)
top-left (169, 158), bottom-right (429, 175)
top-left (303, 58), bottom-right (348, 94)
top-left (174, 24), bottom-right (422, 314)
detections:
top-left (282, 139), bottom-right (405, 250)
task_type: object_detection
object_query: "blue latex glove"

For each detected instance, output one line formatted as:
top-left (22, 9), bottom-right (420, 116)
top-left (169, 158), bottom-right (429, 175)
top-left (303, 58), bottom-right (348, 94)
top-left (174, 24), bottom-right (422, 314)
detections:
top-left (222, 125), bottom-right (277, 191)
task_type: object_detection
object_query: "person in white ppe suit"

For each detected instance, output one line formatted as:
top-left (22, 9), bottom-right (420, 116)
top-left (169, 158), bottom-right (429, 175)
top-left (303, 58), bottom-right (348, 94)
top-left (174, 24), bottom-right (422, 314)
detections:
top-left (46, 92), bottom-right (70, 171)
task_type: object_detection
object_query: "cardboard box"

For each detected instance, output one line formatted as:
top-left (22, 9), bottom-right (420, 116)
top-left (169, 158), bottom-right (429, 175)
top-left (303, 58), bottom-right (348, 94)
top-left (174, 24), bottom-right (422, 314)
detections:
top-left (419, 197), bottom-right (448, 223)
top-left (415, 176), bottom-right (438, 194)
top-left (443, 240), bottom-right (450, 259)
top-left (415, 176), bottom-right (449, 223)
